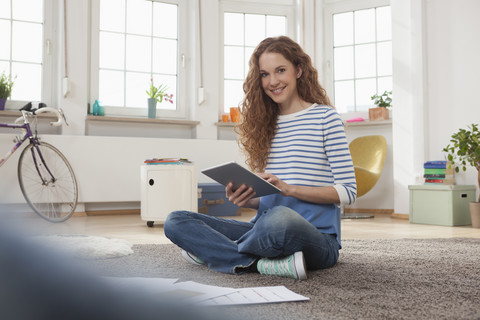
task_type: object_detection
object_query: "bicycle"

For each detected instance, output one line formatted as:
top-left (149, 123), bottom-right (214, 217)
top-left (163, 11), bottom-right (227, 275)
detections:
top-left (0, 103), bottom-right (78, 222)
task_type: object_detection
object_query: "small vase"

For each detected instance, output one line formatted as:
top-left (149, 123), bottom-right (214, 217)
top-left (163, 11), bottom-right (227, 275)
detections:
top-left (147, 98), bottom-right (157, 119)
top-left (0, 98), bottom-right (6, 111)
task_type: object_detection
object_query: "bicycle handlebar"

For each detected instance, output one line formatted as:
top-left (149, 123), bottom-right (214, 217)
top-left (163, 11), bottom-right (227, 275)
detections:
top-left (15, 106), bottom-right (66, 127)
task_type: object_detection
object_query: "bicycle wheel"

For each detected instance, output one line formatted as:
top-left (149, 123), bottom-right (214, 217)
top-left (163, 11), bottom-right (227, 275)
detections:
top-left (18, 141), bottom-right (78, 222)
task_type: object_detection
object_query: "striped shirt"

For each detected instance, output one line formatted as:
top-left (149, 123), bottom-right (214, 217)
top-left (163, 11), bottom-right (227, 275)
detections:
top-left (254, 104), bottom-right (357, 246)
top-left (266, 104), bottom-right (357, 204)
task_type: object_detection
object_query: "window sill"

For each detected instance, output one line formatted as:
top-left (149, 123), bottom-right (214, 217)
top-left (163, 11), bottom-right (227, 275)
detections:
top-left (0, 110), bottom-right (56, 120)
top-left (344, 119), bottom-right (392, 128)
top-left (215, 121), bottom-right (237, 128)
top-left (86, 115), bottom-right (200, 127)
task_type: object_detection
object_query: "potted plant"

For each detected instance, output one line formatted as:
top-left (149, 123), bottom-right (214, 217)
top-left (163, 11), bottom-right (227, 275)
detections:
top-left (146, 78), bottom-right (173, 119)
top-left (369, 90), bottom-right (392, 121)
top-left (443, 123), bottom-right (480, 227)
top-left (0, 71), bottom-right (15, 111)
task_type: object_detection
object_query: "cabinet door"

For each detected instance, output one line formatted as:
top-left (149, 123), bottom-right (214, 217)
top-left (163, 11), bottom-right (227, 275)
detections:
top-left (143, 167), bottom-right (195, 222)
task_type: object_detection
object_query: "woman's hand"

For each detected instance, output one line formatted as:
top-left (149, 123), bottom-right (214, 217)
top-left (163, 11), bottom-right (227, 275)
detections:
top-left (226, 183), bottom-right (258, 208)
top-left (256, 172), bottom-right (289, 195)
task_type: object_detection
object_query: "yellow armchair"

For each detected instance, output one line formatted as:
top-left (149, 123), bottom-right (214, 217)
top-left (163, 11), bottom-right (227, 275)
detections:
top-left (342, 135), bottom-right (387, 219)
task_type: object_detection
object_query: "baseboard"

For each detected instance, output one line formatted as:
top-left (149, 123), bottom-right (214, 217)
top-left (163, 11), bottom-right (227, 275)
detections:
top-left (391, 213), bottom-right (409, 220)
top-left (84, 209), bottom-right (140, 216)
top-left (344, 208), bottom-right (394, 215)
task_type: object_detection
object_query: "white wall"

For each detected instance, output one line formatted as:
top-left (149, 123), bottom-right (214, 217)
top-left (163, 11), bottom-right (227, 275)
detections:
top-left (0, 134), bottom-right (245, 205)
top-left (391, 0), bottom-right (480, 215)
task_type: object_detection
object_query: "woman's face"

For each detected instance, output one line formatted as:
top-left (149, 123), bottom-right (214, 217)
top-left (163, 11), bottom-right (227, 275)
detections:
top-left (259, 52), bottom-right (301, 109)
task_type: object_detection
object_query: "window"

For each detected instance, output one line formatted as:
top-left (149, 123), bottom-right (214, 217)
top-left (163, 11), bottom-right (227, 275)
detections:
top-left (91, 0), bottom-right (185, 118)
top-left (221, 2), bottom-right (295, 114)
top-left (0, 0), bottom-right (53, 107)
top-left (325, 2), bottom-right (391, 114)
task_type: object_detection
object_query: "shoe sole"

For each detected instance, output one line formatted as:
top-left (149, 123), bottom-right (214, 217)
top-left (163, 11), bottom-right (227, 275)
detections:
top-left (294, 251), bottom-right (307, 280)
top-left (181, 250), bottom-right (204, 266)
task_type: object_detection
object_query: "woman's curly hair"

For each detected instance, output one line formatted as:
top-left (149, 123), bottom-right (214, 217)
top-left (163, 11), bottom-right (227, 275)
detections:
top-left (236, 36), bottom-right (332, 172)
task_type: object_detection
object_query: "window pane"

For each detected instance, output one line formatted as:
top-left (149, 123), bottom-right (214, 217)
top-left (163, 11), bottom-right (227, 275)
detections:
top-left (99, 32), bottom-right (125, 69)
top-left (153, 38), bottom-right (177, 75)
top-left (377, 6), bottom-right (391, 41)
top-left (224, 80), bottom-right (244, 111)
top-left (12, 0), bottom-right (42, 22)
top-left (333, 12), bottom-right (353, 46)
top-left (153, 3), bottom-right (177, 38)
top-left (0, 61), bottom-right (9, 75)
top-left (99, 70), bottom-right (124, 107)
top-left (245, 14), bottom-right (265, 47)
top-left (355, 43), bottom-right (376, 78)
top-left (100, 0), bottom-right (125, 32)
top-left (266, 15), bottom-right (286, 37)
top-left (334, 46), bottom-right (354, 80)
top-left (11, 62), bottom-right (41, 101)
top-left (153, 74), bottom-right (176, 110)
top-left (12, 21), bottom-right (42, 63)
top-left (224, 13), bottom-right (244, 46)
top-left (224, 46), bottom-right (244, 80)
top-left (126, 0), bottom-right (152, 35)
top-left (334, 80), bottom-right (354, 113)
top-left (126, 35), bottom-right (150, 72)
top-left (355, 78), bottom-right (376, 110)
top-left (0, 0), bottom-right (10, 19)
top-left (377, 42), bottom-right (392, 76)
top-left (354, 9), bottom-right (375, 44)
top-left (377, 76), bottom-right (392, 95)
top-left (0, 20), bottom-right (10, 60)
top-left (125, 71), bottom-right (147, 108)
top-left (244, 46), bottom-right (254, 78)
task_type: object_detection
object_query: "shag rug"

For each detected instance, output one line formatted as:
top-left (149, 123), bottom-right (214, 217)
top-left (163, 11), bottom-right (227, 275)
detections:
top-left (87, 238), bottom-right (480, 320)
top-left (35, 234), bottom-right (134, 259)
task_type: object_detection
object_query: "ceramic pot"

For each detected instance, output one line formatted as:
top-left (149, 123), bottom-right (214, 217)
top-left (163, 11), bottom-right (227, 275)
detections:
top-left (470, 202), bottom-right (480, 228)
top-left (148, 98), bottom-right (156, 119)
top-left (0, 98), bottom-right (6, 110)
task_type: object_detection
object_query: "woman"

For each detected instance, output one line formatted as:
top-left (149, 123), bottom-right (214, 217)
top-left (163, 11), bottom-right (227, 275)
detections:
top-left (164, 36), bottom-right (356, 280)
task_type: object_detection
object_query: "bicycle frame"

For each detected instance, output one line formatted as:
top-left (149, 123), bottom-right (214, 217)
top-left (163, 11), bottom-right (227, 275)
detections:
top-left (0, 111), bottom-right (56, 185)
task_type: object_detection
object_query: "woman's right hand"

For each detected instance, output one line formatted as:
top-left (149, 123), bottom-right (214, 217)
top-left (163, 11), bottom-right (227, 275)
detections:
top-left (225, 182), bottom-right (258, 208)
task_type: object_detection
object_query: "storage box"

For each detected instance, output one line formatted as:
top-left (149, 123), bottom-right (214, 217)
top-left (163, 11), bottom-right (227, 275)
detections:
top-left (141, 164), bottom-right (197, 227)
top-left (198, 183), bottom-right (240, 216)
top-left (409, 184), bottom-right (476, 226)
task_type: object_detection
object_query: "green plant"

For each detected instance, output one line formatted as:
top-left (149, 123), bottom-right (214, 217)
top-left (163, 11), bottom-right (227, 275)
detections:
top-left (0, 71), bottom-right (15, 99)
top-left (443, 123), bottom-right (480, 202)
top-left (146, 78), bottom-right (173, 104)
top-left (371, 90), bottom-right (392, 108)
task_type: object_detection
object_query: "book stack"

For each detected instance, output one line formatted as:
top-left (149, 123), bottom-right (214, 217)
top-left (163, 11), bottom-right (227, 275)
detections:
top-left (423, 161), bottom-right (455, 185)
top-left (144, 158), bottom-right (191, 165)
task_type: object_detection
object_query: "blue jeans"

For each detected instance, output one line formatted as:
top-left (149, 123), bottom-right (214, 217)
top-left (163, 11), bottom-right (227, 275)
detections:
top-left (164, 205), bottom-right (340, 274)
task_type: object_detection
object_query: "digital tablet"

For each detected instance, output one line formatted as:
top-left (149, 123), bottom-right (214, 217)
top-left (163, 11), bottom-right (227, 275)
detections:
top-left (201, 161), bottom-right (281, 197)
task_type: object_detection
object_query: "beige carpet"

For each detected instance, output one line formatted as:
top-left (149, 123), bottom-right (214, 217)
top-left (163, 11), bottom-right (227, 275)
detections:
top-left (88, 238), bottom-right (480, 320)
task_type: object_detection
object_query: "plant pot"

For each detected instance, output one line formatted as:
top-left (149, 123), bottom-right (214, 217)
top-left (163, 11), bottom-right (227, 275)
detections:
top-left (470, 202), bottom-right (480, 228)
top-left (368, 107), bottom-right (389, 121)
top-left (0, 98), bottom-right (6, 110)
top-left (147, 98), bottom-right (156, 119)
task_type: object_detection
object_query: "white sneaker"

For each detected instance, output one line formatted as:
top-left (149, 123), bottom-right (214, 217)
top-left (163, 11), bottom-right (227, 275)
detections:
top-left (257, 251), bottom-right (307, 280)
top-left (181, 249), bottom-right (205, 266)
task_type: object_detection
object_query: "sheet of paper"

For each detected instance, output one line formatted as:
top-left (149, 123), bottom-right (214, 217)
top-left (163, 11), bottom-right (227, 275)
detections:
top-left (199, 286), bottom-right (309, 306)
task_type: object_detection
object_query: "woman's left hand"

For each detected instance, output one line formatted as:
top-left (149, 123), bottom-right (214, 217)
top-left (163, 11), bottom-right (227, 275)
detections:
top-left (256, 172), bottom-right (290, 196)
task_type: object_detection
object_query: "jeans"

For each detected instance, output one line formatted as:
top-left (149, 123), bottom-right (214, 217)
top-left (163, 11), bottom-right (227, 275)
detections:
top-left (164, 205), bottom-right (340, 275)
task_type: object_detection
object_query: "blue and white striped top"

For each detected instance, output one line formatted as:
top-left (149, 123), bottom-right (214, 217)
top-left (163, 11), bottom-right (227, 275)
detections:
top-left (253, 104), bottom-right (357, 246)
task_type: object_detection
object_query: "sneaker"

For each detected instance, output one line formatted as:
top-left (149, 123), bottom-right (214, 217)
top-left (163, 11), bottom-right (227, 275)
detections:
top-left (257, 251), bottom-right (307, 280)
top-left (181, 249), bottom-right (205, 266)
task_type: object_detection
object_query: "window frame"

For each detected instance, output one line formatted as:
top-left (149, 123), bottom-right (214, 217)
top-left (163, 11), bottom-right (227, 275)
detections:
top-left (323, 0), bottom-right (391, 116)
top-left (219, 0), bottom-right (296, 116)
top-left (0, 0), bottom-right (56, 110)
top-left (90, 0), bottom-right (188, 119)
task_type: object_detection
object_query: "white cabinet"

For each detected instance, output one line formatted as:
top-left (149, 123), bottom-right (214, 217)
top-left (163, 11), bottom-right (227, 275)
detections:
top-left (140, 165), bottom-right (198, 227)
